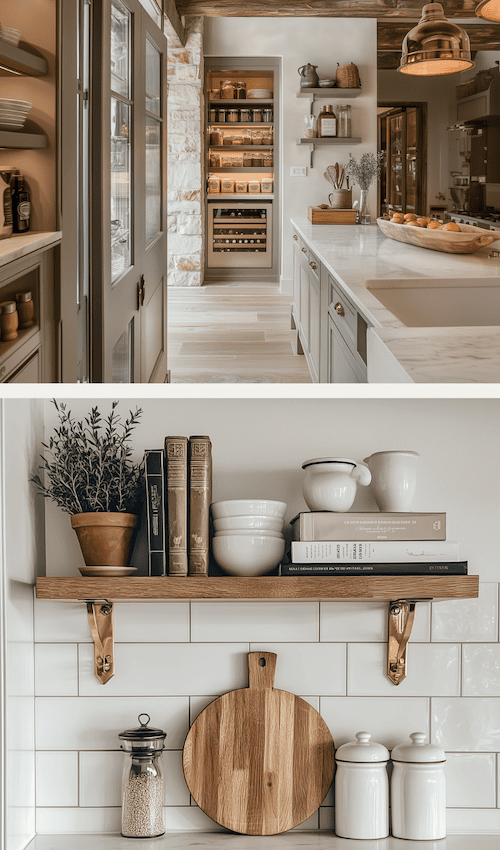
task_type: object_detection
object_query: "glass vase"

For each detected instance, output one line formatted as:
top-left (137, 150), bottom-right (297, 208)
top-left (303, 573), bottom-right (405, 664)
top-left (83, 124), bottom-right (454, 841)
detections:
top-left (358, 189), bottom-right (371, 225)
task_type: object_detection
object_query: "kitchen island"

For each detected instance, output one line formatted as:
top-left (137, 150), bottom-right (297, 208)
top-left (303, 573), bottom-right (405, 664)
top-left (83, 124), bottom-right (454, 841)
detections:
top-left (291, 220), bottom-right (500, 383)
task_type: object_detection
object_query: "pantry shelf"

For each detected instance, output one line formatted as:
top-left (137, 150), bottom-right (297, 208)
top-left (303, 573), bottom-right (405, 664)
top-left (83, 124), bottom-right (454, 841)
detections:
top-left (0, 129), bottom-right (48, 149)
top-left (209, 168), bottom-right (274, 173)
top-left (0, 40), bottom-right (48, 76)
top-left (36, 574), bottom-right (478, 602)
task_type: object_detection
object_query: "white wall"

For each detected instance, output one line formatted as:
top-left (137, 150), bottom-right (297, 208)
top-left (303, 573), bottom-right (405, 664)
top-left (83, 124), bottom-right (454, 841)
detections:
top-left (8, 396), bottom-right (500, 835)
top-left (1, 399), bottom-right (45, 850)
top-left (204, 19), bottom-right (378, 291)
top-left (378, 70), bottom-right (458, 213)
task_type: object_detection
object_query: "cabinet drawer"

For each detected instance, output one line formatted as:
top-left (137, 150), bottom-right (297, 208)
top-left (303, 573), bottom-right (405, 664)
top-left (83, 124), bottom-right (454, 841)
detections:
top-left (328, 274), bottom-right (358, 347)
top-left (5, 346), bottom-right (42, 383)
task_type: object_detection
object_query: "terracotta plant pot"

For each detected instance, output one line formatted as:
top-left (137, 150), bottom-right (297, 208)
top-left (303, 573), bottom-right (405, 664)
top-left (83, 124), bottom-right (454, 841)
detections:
top-left (71, 512), bottom-right (138, 567)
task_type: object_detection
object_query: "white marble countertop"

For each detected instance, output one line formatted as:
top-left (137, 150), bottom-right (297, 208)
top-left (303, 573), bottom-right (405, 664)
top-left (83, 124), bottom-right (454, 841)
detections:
top-left (0, 231), bottom-right (62, 269)
top-left (290, 219), bottom-right (500, 383)
top-left (26, 833), bottom-right (500, 850)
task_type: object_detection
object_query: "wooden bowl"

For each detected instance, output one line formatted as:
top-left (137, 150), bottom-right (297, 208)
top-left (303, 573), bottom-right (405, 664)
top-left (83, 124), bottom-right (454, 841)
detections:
top-left (377, 217), bottom-right (500, 254)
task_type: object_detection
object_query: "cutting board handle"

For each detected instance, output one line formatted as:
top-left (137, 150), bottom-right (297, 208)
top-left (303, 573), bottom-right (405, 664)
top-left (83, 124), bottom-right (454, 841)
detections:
top-left (248, 651), bottom-right (277, 690)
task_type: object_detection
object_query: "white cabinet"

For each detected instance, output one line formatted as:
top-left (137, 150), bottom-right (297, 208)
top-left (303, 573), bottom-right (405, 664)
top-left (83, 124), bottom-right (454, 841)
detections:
top-left (292, 230), bottom-right (321, 382)
top-left (328, 316), bottom-right (365, 383)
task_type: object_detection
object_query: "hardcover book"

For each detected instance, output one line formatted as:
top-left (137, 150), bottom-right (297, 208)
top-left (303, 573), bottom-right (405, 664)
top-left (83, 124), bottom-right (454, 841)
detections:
top-left (290, 540), bottom-right (459, 563)
top-left (188, 435), bottom-right (212, 577)
top-left (144, 449), bottom-right (166, 576)
top-left (290, 512), bottom-right (446, 542)
top-left (165, 436), bottom-right (188, 576)
top-left (280, 561), bottom-right (468, 576)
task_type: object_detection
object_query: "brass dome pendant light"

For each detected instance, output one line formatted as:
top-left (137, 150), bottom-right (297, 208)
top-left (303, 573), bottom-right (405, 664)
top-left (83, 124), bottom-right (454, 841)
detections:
top-left (398, 1), bottom-right (474, 76)
top-left (475, 0), bottom-right (500, 22)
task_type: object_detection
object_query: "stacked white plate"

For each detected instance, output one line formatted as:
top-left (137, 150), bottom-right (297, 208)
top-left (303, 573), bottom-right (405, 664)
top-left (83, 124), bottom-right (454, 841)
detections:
top-left (0, 27), bottom-right (21, 47)
top-left (0, 98), bottom-right (31, 131)
top-left (247, 89), bottom-right (273, 99)
top-left (211, 499), bottom-right (286, 576)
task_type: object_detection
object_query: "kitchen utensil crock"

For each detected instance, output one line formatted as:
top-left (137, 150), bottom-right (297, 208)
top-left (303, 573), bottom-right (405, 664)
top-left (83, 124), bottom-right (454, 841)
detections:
top-left (391, 732), bottom-right (446, 840)
top-left (118, 714), bottom-right (167, 838)
top-left (335, 732), bottom-right (389, 839)
top-left (302, 457), bottom-right (371, 512)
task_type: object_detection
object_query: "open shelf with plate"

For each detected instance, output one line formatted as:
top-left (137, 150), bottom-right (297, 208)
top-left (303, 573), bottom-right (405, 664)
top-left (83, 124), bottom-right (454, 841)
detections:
top-left (0, 39), bottom-right (48, 77)
top-left (36, 574), bottom-right (478, 686)
top-left (0, 128), bottom-right (47, 149)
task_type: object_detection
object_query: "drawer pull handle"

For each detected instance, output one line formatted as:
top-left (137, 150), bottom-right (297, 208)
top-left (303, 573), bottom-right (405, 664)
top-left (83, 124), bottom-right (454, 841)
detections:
top-left (334, 301), bottom-right (345, 317)
top-left (293, 234), bottom-right (298, 241)
top-left (302, 246), bottom-right (307, 253)
top-left (310, 262), bottom-right (317, 270)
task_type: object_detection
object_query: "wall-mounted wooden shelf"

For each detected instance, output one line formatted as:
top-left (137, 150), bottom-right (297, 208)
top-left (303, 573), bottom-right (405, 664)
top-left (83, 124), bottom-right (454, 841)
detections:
top-left (0, 129), bottom-right (48, 149)
top-left (36, 574), bottom-right (478, 602)
top-left (37, 574), bottom-right (478, 686)
top-left (0, 40), bottom-right (48, 76)
top-left (297, 136), bottom-right (361, 168)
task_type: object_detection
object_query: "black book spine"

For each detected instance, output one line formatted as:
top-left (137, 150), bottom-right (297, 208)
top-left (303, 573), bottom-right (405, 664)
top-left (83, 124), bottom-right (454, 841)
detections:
top-left (280, 561), bottom-right (468, 576)
top-left (145, 449), bottom-right (166, 576)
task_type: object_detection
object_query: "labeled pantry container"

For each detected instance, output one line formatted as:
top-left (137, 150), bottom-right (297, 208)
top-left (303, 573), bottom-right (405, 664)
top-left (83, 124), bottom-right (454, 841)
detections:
top-left (118, 714), bottom-right (167, 838)
top-left (391, 733), bottom-right (446, 840)
top-left (335, 732), bottom-right (389, 839)
top-left (205, 56), bottom-right (279, 280)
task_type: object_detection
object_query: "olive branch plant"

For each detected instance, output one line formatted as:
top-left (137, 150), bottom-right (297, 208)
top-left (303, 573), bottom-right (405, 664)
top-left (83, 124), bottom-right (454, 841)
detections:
top-left (31, 400), bottom-right (145, 515)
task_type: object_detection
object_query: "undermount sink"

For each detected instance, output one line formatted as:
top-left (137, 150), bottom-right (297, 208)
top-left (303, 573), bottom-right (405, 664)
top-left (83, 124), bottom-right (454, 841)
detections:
top-left (364, 277), bottom-right (500, 328)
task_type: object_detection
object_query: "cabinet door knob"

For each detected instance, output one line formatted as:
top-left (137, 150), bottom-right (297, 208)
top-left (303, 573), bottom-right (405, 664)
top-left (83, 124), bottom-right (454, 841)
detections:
top-left (334, 301), bottom-right (345, 316)
top-left (310, 262), bottom-right (317, 270)
top-left (293, 234), bottom-right (298, 241)
top-left (302, 246), bottom-right (307, 253)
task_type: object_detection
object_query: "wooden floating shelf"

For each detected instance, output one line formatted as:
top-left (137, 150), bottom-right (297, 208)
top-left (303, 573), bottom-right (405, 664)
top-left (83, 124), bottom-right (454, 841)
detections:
top-left (36, 575), bottom-right (479, 602)
top-left (0, 129), bottom-right (48, 149)
top-left (0, 40), bottom-right (48, 76)
top-left (297, 88), bottom-right (361, 99)
top-left (297, 137), bottom-right (362, 168)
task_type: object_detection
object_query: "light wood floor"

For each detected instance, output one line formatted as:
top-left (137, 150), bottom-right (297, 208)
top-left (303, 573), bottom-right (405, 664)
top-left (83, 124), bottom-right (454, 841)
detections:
top-left (167, 281), bottom-right (312, 383)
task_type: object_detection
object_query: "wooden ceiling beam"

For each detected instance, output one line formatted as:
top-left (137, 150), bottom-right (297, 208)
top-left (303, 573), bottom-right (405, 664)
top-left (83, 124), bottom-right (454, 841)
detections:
top-left (164, 0), bottom-right (186, 46)
top-left (177, 0), bottom-right (480, 17)
top-left (378, 21), bottom-right (500, 52)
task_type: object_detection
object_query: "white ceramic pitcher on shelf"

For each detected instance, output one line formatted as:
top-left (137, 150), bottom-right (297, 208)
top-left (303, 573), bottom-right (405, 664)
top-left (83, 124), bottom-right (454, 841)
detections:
top-left (301, 457), bottom-right (371, 513)
top-left (363, 450), bottom-right (419, 512)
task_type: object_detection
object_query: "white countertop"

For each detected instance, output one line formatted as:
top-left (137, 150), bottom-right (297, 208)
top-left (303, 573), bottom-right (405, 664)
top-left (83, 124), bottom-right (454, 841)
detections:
top-left (26, 833), bottom-right (500, 850)
top-left (290, 220), bottom-right (500, 383)
top-left (0, 231), bottom-right (62, 269)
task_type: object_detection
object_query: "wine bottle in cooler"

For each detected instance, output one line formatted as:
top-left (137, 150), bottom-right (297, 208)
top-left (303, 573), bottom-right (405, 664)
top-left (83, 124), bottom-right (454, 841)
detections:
top-left (12, 176), bottom-right (30, 233)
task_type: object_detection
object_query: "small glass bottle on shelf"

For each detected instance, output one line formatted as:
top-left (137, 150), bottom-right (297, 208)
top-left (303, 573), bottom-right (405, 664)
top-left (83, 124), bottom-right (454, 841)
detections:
top-left (337, 104), bottom-right (352, 138)
top-left (318, 105), bottom-right (337, 137)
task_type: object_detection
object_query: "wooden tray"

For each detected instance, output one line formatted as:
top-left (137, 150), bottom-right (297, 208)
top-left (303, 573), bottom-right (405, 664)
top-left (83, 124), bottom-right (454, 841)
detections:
top-left (377, 217), bottom-right (500, 254)
top-left (309, 206), bottom-right (358, 224)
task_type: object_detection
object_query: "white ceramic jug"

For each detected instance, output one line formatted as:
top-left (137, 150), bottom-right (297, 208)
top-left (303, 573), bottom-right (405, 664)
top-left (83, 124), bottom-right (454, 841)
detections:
top-left (391, 732), bottom-right (446, 841)
top-left (335, 732), bottom-right (389, 840)
top-left (301, 457), bottom-right (371, 512)
top-left (363, 451), bottom-right (419, 512)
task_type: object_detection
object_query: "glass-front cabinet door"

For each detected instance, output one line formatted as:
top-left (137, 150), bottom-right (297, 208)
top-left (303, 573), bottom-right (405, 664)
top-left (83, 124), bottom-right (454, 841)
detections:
top-left (388, 113), bottom-right (405, 213)
top-left (91, 0), bottom-right (168, 382)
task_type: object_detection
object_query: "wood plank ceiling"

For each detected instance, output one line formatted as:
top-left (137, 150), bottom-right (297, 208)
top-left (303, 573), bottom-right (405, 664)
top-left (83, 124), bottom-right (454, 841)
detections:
top-left (174, 0), bottom-right (500, 70)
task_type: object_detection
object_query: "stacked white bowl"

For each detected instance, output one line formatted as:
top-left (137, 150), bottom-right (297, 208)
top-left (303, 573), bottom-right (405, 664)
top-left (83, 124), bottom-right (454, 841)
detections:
top-left (0, 99), bottom-right (31, 131)
top-left (211, 499), bottom-right (286, 576)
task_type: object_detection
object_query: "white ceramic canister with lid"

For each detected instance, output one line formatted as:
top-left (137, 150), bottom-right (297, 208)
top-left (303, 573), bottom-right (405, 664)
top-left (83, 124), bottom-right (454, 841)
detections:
top-left (335, 732), bottom-right (390, 839)
top-left (391, 732), bottom-right (446, 840)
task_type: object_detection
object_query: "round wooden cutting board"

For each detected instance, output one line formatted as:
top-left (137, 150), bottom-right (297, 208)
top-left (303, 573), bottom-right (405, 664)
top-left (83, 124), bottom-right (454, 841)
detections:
top-left (183, 651), bottom-right (335, 835)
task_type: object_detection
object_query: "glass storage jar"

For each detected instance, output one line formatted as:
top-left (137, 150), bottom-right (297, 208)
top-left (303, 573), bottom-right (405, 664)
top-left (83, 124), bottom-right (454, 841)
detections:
top-left (263, 151), bottom-right (273, 166)
top-left (209, 108), bottom-right (218, 122)
top-left (209, 151), bottom-right (221, 168)
top-left (227, 108), bottom-right (240, 123)
top-left (262, 129), bottom-right (273, 145)
top-left (242, 152), bottom-right (253, 166)
top-left (251, 108), bottom-right (263, 122)
top-left (240, 108), bottom-right (251, 123)
top-left (221, 80), bottom-right (235, 99)
top-left (252, 154), bottom-right (264, 166)
top-left (217, 108), bottom-right (227, 123)
top-left (261, 108), bottom-right (273, 122)
top-left (252, 131), bottom-right (263, 145)
top-left (118, 714), bottom-right (167, 839)
top-left (235, 81), bottom-right (246, 99)
top-left (337, 104), bottom-right (352, 138)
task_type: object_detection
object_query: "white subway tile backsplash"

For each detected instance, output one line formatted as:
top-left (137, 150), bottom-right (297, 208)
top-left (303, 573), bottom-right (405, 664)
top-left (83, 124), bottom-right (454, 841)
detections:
top-left (78, 643), bottom-right (249, 697)
top-left (432, 698), bottom-right (500, 752)
top-left (319, 808), bottom-right (334, 831)
top-left (432, 584), bottom-right (498, 643)
top-left (249, 643), bottom-right (346, 695)
top-left (347, 644), bottom-right (460, 697)
top-left (36, 807), bottom-right (121, 834)
top-left (36, 752), bottom-right (78, 807)
top-left (114, 603), bottom-right (190, 643)
top-left (35, 644), bottom-right (78, 696)
top-left (79, 751), bottom-right (189, 808)
top-left (445, 753), bottom-right (496, 808)
top-left (320, 601), bottom-right (430, 643)
top-left (320, 697), bottom-right (430, 750)
top-left (463, 645), bottom-right (500, 696)
top-left (164, 807), bottom-right (224, 832)
top-left (191, 602), bottom-right (318, 642)
top-left (34, 600), bottom-right (90, 642)
top-left (35, 697), bottom-right (189, 750)
top-left (446, 809), bottom-right (500, 833)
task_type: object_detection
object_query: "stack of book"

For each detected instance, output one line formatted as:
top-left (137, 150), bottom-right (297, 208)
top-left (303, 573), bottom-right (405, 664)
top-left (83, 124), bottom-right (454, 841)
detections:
top-left (280, 511), bottom-right (467, 575)
top-left (145, 436), bottom-right (212, 576)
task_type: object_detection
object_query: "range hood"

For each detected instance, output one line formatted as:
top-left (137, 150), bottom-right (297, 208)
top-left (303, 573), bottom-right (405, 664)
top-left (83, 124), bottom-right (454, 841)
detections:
top-left (456, 66), bottom-right (500, 122)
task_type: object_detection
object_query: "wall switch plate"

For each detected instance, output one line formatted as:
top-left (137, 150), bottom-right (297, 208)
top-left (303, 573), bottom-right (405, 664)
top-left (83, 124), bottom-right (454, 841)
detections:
top-left (290, 166), bottom-right (307, 177)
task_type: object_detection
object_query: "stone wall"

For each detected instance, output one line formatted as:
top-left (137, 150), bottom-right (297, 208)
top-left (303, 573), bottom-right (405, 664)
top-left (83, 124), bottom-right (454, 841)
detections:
top-left (166, 16), bottom-right (204, 287)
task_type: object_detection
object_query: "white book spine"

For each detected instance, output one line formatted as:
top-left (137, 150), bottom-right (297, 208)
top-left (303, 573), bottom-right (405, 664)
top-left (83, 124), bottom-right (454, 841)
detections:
top-left (290, 540), bottom-right (459, 563)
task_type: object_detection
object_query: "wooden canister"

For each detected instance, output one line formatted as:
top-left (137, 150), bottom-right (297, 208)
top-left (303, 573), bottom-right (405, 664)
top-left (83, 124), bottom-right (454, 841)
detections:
top-left (329, 189), bottom-right (352, 209)
top-left (15, 291), bottom-right (35, 329)
top-left (0, 300), bottom-right (19, 341)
